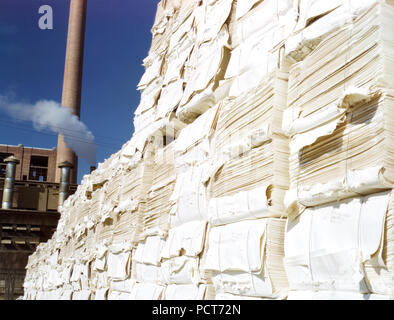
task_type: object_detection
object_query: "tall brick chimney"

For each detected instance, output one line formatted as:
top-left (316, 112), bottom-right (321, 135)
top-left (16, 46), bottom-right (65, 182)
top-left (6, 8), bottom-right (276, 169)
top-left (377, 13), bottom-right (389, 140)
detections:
top-left (56, 0), bottom-right (88, 184)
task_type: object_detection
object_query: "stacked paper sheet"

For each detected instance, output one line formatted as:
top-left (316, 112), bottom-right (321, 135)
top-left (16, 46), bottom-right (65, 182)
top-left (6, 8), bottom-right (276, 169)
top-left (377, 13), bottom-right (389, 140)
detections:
top-left (214, 70), bottom-right (289, 151)
top-left (131, 235), bottom-right (165, 285)
top-left (90, 243), bottom-right (110, 299)
top-left (169, 105), bottom-right (219, 226)
top-left (154, 106), bottom-right (217, 299)
top-left (142, 143), bottom-right (176, 238)
top-left (105, 243), bottom-right (134, 299)
top-left (363, 191), bottom-right (394, 298)
top-left (202, 218), bottom-right (288, 299)
top-left (285, 190), bottom-right (394, 299)
top-left (112, 161), bottom-right (154, 244)
top-left (283, 1), bottom-right (394, 210)
top-left (208, 71), bottom-right (290, 222)
top-left (224, 0), bottom-right (296, 96)
top-left (152, 223), bottom-right (212, 299)
top-left (128, 221), bottom-right (214, 300)
top-left (134, 0), bottom-right (233, 138)
top-left (175, 0), bottom-right (232, 123)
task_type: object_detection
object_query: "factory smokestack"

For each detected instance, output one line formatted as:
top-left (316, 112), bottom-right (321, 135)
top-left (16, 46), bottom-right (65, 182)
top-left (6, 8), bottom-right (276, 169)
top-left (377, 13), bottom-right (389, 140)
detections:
top-left (1, 156), bottom-right (19, 210)
top-left (58, 161), bottom-right (73, 208)
top-left (56, 0), bottom-right (88, 184)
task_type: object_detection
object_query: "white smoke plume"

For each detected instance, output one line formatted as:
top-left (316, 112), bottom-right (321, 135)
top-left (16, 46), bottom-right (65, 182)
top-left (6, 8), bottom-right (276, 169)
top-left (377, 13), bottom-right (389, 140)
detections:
top-left (0, 94), bottom-right (97, 166)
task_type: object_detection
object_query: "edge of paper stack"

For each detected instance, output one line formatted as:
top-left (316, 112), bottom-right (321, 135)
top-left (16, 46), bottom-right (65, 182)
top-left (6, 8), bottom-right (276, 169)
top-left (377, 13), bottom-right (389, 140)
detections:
top-left (23, 0), bottom-right (394, 300)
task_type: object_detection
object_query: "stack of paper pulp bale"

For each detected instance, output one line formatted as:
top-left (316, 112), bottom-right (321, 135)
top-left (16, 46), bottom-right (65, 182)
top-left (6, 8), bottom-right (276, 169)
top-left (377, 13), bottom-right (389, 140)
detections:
top-left (282, 0), bottom-right (394, 299)
top-left (224, 0), bottom-right (296, 97)
top-left (159, 101), bottom-right (221, 300)
top-left (22, 0), bottom-right (394, 300)
top-left (192, 0), bottom-right (296, 300)
top-left (200, 66), bottom-right (291, 300)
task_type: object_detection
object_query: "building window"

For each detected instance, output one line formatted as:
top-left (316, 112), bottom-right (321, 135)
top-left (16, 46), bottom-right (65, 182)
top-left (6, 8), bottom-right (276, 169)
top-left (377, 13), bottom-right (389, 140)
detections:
top-left (28, 156), bottom-right (48, 182)
top-left (0, 153), bottom-right (13, 178)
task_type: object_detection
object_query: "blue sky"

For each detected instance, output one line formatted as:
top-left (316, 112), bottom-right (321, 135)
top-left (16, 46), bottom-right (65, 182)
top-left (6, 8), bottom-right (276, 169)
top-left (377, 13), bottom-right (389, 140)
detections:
top-left (0, 0), bottom-right (159, 182)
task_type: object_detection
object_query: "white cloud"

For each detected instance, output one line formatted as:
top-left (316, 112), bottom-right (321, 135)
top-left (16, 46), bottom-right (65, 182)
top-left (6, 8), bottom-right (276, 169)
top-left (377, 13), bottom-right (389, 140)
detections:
top-left (0, 94), bottom-right (97, 165)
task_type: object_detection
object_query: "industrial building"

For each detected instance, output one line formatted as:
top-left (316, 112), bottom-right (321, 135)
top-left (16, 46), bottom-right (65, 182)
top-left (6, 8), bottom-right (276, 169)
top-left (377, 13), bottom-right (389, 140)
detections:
top-left (0, 146), bottom-right (77, 299)
top-left (0, 144), bottom-right (58, 183)
top-left (0, 0), bottom-right (87, 299)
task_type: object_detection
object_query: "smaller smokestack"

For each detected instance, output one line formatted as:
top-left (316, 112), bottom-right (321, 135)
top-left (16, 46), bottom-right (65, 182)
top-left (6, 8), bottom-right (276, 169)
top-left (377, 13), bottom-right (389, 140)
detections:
top-left (90, 166), bottom-right (96, 174)
top-left (58, 161), bottom-right (74, 208)
top-left (2, 156), bottom-right (20, 210)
